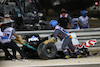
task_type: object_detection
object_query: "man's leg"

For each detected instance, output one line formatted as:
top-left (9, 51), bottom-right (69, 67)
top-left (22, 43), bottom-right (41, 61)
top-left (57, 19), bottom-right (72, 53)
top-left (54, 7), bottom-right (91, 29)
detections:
top-left (1, 44), bottom-right (13, 60)
top-left (68, 38), bottom-right (82, 58)
top-left (10, 41), bottom-right (26, 59)
top-left (62, 37), bottom-right (71, 59)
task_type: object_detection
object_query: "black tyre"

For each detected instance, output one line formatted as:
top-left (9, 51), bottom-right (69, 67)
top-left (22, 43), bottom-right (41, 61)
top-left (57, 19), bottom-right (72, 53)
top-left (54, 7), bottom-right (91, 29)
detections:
top-left (22, 46), bottom-right (39, 59)
top-left (37, 42), bottom-right (57, 59)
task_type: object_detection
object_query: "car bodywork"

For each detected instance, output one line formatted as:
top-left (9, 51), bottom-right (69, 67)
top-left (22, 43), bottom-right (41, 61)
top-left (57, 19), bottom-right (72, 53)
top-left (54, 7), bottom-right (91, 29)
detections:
top-left (22, 33), bottom-right (97, 59)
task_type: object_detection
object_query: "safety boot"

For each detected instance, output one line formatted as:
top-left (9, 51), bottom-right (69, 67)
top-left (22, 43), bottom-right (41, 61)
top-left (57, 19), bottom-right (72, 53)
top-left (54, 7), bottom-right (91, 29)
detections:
top-left (21, 57), bottom-right (28, 61)
top-left (12, 58), bottom-right (19, 61)
top-left (64, 55), bottom-right (70, 59)
top-left (77, 55), bottom-right (82, 58)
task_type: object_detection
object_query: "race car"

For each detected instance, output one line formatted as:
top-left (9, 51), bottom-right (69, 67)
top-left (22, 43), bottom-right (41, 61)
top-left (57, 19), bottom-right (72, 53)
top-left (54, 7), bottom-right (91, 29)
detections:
top-left (22, 33), bottom-right (97, 59)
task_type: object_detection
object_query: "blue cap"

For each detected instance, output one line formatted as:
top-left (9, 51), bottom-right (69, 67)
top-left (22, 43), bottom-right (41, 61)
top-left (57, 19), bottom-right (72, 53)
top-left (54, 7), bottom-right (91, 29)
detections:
top-left (50, 20), bottom-right (58, 27)
top-left (81, 10), bottom-right (87, 16)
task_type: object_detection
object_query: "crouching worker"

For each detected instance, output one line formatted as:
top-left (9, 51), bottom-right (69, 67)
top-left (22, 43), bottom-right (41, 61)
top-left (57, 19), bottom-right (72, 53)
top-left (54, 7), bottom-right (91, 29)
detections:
top-left (0, 17), bottom-right (27, 61)
top-left (43, 20), bottom-right (82, 59)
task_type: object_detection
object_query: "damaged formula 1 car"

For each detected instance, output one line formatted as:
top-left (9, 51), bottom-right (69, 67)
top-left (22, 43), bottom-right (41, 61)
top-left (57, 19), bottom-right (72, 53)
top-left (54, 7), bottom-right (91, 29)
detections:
top-left (22, 33), bottom-right (97, 59)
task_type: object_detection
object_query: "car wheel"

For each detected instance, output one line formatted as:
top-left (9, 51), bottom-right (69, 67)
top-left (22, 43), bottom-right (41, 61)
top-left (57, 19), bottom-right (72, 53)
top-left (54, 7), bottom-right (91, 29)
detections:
top-left (37, 42), bottom-right (57, 59)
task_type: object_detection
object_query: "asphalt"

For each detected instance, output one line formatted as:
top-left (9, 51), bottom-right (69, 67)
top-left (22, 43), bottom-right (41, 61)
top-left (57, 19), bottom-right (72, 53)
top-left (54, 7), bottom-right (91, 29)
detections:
top-left (0, 56), bottom-right (100, 67)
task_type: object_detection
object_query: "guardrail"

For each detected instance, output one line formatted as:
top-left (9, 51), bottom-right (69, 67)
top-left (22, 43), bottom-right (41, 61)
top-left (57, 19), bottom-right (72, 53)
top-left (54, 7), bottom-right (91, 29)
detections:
top-left (16, 28), bottom-right (100, 47)
top-left (0, 28), bottom-right (100, 54)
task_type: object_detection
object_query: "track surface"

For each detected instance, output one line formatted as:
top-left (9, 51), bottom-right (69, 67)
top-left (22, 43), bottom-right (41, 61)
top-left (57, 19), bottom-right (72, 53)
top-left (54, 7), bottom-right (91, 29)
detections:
top-left (0, 56), bottom-right (100, 67)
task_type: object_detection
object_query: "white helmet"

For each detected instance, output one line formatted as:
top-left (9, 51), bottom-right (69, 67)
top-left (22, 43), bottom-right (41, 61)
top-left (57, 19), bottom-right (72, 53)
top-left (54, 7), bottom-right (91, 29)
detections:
top-left (0, 14), bottom-right (14, 25)
top-left (1, 20), bottom-right (14, 25)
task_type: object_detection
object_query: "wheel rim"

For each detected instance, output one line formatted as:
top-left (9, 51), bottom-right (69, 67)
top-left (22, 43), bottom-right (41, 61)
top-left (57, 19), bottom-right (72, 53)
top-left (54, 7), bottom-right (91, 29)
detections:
top-left (46, 47), bottom-right (52, 54)
top-left (44, 45), bottom-right (56, 57)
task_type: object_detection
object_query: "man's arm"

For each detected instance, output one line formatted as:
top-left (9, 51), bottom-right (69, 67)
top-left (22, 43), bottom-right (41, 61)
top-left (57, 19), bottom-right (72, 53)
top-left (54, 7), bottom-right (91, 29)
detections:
top-left (12, 29), bottom-right (25, 44)
top-left (43, 29), bottom-right (59, 45)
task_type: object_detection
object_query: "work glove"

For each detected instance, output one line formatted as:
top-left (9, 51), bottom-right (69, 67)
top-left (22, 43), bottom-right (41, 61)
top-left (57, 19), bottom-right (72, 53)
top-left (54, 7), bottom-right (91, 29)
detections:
top-left (14, 38), bottom-right (20, 43)
top-left (43, 40), bottom-right (49, 45)
top-left (43, 37), bottom-right (57, 45)
top-left (14, 37), bottom-right (37, 51)
top-left (18, 37), bottom-right (25, 44)
top-left (54, 39), bottom-right (57, 43)
top-left (14, 37), bottom-right (25, 44)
